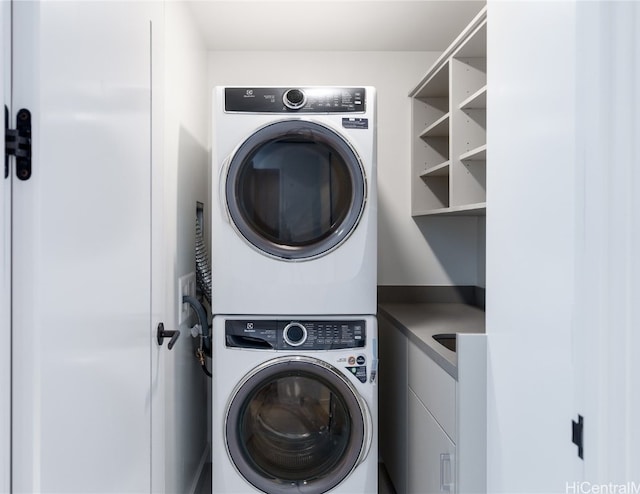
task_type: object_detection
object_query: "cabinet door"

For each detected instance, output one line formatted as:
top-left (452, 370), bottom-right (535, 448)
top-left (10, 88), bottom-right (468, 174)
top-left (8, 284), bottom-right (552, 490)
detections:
top-left (408, 390), bottom-right (456, 494)
top-left (11, 2), bottom-right (157, 492)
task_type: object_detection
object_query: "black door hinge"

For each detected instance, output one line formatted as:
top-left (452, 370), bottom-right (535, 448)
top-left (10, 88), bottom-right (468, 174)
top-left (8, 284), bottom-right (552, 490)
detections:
top-left (572, 414), bottom-right (584, 459)
top-left (3, 106), bottom-right (9, 179)
top-left (4, 107), bottom-right (32, 180)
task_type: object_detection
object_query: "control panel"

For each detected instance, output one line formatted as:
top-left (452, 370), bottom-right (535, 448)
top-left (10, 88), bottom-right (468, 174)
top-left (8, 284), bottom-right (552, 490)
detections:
top-left (225, 319), bottom-right (366, 350)
top-left (225, 87), bottom-right (366, 113)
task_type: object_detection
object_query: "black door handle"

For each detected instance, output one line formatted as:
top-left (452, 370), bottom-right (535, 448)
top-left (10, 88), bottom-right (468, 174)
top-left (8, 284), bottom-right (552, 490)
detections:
top-left (157, 322), bottom-right (180, 350)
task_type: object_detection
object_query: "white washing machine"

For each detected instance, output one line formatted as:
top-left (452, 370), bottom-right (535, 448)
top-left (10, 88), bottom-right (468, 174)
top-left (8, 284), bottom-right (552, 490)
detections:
top-left (211, 87), bottom-right (377, 316)
top-left (211, 315), bottom-right (378, 494)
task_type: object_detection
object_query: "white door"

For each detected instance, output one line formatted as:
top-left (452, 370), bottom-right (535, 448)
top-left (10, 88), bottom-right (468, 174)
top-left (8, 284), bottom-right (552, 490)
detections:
top-left (10, 2), bottom-right (158, 492)
top-left (1, 2), bottom-right (12, 491)
top-left (488, 0), bottom-right (640, 491)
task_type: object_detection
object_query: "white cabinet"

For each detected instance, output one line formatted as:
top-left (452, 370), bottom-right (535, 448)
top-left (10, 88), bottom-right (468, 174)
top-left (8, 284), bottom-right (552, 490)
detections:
top-left (411, 7), bottom-right (487, 216)
top-left (408, 337), bottom-right (456, 440)
top-left (408, 340), bottom-right (457, 493)
top-left (379, 305), bottom-right (486, 494)
top-left (408, 390), bottom-right (456, 493)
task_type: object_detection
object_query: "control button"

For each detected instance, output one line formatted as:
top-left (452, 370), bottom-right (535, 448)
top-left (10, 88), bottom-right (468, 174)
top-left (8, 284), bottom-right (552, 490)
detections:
top-left (283, 88), bottom-right (306, 110)
top-left (356, 355), bottom-right (366, 365)
top-left (283, 322), bottom-right (307, 347)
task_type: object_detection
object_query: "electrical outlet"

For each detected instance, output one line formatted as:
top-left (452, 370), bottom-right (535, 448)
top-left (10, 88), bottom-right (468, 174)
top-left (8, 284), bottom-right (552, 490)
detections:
top-left (178, 272), bottom-right (196, 325)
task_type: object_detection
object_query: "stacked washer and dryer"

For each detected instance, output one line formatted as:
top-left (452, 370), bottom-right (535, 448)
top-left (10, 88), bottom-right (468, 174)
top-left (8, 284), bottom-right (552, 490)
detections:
top-left (211, 87), bottom-right (378, 494)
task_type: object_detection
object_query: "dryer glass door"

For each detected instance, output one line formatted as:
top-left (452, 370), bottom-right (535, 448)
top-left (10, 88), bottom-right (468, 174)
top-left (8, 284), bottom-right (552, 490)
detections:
top-left (226, 357), bottom-right (369, 494)
top-left (225, 120), bottom-right (366, 260)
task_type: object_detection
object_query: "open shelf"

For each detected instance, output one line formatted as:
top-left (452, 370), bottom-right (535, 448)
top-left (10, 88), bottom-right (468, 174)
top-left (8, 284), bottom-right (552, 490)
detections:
top-left (420, 161), bottom-right (450, 179)
top-left (419, 113), bottom-right (450, 139)
top-left (413, 202), bottom-right (486, 217)
top-left (459, 86), bottom-right (487, 110)
top-left (460, 144), bottom-right (486, 161)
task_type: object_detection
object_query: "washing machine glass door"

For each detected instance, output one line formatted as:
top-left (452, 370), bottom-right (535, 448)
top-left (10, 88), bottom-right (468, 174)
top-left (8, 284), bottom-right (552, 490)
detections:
top-left (225, 120), bottom-right (366, 260)
top-left (226, 356), bottom-right (370, 494)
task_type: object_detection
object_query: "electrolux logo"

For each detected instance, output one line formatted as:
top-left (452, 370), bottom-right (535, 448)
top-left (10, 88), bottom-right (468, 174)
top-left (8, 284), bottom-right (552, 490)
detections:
top-left (566, 482), bottom-right (640, 494)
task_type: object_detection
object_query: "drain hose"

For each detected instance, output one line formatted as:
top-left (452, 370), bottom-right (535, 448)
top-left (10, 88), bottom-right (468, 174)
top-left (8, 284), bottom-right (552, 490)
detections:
top-left (182, 295), bottom-right (211, 356)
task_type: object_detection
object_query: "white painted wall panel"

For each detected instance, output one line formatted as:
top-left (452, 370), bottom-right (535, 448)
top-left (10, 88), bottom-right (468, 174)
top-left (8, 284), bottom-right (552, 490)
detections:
top-left (207, 50), bottom-right (481, 287)
top-left (486, 1), bottom-right (582, 492)
top-left (163, 3), bottom-right (211, 493)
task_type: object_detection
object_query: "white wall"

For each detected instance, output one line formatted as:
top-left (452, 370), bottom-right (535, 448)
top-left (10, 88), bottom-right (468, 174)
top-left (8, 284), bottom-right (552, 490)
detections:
top-left (163, 3), bottom-right (210, 493)
top-left (207, 50), bottom-right (483, 287)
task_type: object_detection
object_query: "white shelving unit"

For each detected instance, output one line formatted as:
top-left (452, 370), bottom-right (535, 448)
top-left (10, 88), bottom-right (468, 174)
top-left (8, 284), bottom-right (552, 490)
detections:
top-left (410, 7), bottom-right (487, 216)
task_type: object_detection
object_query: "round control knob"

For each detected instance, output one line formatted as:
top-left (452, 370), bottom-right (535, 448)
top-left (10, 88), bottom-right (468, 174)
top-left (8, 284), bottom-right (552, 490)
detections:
top-left (283, 88), bottom-right (306, 110)
top-left (283, 322), bottom-right (307, 347)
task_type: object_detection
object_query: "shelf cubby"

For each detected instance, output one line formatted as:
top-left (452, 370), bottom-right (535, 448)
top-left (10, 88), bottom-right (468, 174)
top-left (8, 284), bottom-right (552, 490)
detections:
top-left (416, 175), bottom-right (450, 212)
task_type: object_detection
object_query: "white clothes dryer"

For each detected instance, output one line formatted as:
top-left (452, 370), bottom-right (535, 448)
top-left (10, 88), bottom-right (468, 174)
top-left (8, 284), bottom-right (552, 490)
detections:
top-left (211, 87), bottom-right (377, 316)
top-left (211, 314), bottom-right (378, 494)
